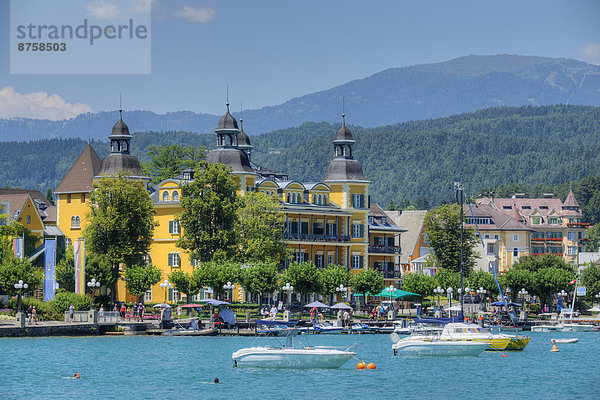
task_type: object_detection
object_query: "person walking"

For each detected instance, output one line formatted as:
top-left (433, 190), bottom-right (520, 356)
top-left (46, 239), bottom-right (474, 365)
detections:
top-left (98, 305), bottom-right (105, 322)
top-left (27, 305), bottom-right (33, 324)
top-left (69, 303), bottom-right (75, 322)
top-left (177, 305), bottom-right (182, 320)
top-left (138, 303), bottom-right (144, 322)
top-left (120, 303), bottom-right (126, 320)
top-left (32, 306), bottom-right (37, 325)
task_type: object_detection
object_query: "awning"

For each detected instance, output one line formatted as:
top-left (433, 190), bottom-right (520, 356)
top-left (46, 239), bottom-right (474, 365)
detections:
top-left (491, 301), bottom-right (522, 307)
top-left (376, 288), bottom-right (421, 299)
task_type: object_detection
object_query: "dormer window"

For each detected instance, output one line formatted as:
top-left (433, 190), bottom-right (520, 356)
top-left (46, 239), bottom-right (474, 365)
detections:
top-left (162, 191), bottom-right (169, 202)
top-left (172, 191), bottom-right (179, 202)
top-left (381, 217), bottom-right (386, 225)
top-left (183, 172), bottom-right (191, 180)
top-left (369, 216), bottom-right (374, 224)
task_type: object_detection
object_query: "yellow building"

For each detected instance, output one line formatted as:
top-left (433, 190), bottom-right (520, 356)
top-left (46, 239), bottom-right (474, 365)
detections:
top-left (55, 103), bottom-right (404, 303)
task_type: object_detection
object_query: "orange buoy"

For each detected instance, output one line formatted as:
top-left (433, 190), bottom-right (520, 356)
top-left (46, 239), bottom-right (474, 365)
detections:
top-left (502, 354), bottom-right (507, 358)
top-left (551, 344), bottom-right (559, 352)
top-left (357, 361), bottom-right (367, 370)
top-left (367, 363), bottom-right (376, 370)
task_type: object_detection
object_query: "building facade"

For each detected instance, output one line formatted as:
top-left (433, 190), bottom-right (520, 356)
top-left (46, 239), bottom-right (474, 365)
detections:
top-left (55, 104), bottom-right (403, 303)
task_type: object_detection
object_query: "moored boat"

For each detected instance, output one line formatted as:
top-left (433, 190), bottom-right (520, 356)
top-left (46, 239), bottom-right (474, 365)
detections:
top-left (232, 329), bottom-right (356, 368)
top-left (391, 332), bottom-right (490, 356)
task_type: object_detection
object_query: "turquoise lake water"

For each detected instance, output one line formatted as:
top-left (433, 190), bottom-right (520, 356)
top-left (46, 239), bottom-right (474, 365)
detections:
top-left (1, 331), bottom-right (599, 399)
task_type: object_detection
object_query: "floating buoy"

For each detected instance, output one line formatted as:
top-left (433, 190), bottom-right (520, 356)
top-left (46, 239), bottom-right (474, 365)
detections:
top-left (502, 354), bottom-right (507, 358)
top-left (357, 361), bottom-right (367, 370)
top-left (367, 363), bottom-right (376, 370)
top-left (550, 344), bottom-right (559, 352)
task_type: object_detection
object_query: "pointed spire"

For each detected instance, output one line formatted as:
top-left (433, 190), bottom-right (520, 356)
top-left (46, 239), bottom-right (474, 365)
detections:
top-left (240, 100), bottom-right (243, 131)
top-left (119, 91), bottom-right (123, 120)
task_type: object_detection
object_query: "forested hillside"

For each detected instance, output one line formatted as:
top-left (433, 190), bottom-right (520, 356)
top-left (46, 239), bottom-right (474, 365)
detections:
top-left (2, 105), bottom-right (600, 219)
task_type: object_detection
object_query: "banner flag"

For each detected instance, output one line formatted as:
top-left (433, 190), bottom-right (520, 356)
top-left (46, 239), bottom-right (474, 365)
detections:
top-left (74, 239), bottom-right (85, 295)
top-left (13, 237), bottom-right (24, 260)
top-left (44, 239), bottom-right (56, 301)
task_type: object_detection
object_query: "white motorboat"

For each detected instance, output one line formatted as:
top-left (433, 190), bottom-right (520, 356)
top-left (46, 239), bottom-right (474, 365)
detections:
top-left (393, 321), bottom-right (443, 335)
top-left (391, 332), bottom-right (490, 356)
top-left (232, 329), bottom-right (356, 368)
top-left (531, 324), bottom-right (564, 332)
top-left (561, 323), bottom-right (594, 332)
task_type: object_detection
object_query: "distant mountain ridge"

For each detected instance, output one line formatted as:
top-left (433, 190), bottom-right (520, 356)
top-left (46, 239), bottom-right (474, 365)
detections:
top-left (1, 54), bottom-right (600, 142)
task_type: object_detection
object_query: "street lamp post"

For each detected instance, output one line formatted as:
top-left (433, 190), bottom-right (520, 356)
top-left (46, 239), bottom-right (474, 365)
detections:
top-left (160, 279), bottom-right (173, 303)
top-left (433, 286), bottom-right (444, 309)
top-left (336, 284), bottom-right (346, 300)
top-left (14, 280), bottom-right (28, 313)
top-left (87, 278), bottom-right (101, 305)
top-left (446, 287), bottom-right (453, 312)
top-left (558, 289), bottom-right (568, 310)
top-left (477, 287), bottom-right (486, 310)
top-left (223, 281), bottom-right (235, 302)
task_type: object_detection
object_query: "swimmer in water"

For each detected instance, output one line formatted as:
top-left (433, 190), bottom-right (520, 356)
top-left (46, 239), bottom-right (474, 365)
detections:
top-left (73, 373), bottom-right (80, 379)
top-left (214, 377), bottom-right (219, 384)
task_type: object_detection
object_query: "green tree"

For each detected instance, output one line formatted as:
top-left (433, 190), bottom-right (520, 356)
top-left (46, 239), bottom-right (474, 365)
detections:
top-left (124, 264), bottom-right (163, 301)
top-left (580, 263), bottom-right (600, 303)
top-left (280, 262), bottom-right (320, 304)
top-left (584, 225), bottom-right (600, 252)
top-left (424, 204), bottom-right (478, 274)
top-left (169, 270), bottom-right (202, 304)
top-left (193, 261), bottom-right (241, 300)
top-left (0, 256), bottom-right (42, 296)
top-left (240, 263), bottom-right (280, 307)
top-left (178, 163), bottom-right (240, 262)
top-left (55, 248), bottom-right (75, 292)
top-left (142, 144), bottom-right (206, 185)
top-left (400, 273), bottom-right (435, 298)
top-left (513, 254), bottom-right (573, 273)
top-left (467, 270), bottom-right (499, 297)
top-left (45, 188), bottom-right (54, 204)
top-left (84, 175), bottom-right (156, 296)
top-left (318, 264), bottom-right (351, 301)
top-left (533, 268), bottom-right (575, 312)
top-left (351, 269), bottom-right (384, 304)
top-left (433, 269), bottom-right (460, 292)
top-left (498, 268), bottom-right (534, 301)
top-left (235, 191), bottom-right (288, 263)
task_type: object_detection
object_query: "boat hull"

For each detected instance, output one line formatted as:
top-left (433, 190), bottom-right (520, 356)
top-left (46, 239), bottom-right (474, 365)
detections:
top-left (161, 328), bottom-right (216, 336)
top-left (561, 324), bottom-right (594, 332)
top-left (232, 347), bottom-right (355, 368)
top-left (505, 336), bottom-right (530, 350)
top-left (531, 325), bottom-right (563, 332)
top-left (392, 340), bottom-right (490, 356)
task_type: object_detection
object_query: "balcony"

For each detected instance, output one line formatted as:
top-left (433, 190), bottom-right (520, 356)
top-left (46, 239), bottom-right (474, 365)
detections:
top-left (531, 237), bottom-right (545, 242)
top-left (369, 245), bottom-right (401, 254)
top-left (547, 238), bottom-right (563, 242)
top-left (377, 269), bottom-right (402, 279)
top-left (283, 233), bottom-right (350, 243)
top-left (567, 222), bottom-right (590, 227)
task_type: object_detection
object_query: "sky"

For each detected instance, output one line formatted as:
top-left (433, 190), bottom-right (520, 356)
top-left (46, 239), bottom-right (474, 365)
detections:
top-left (0, 0), bottom-right (599, 121)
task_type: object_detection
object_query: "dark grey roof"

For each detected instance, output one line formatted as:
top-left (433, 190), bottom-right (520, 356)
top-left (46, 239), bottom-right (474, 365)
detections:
top-left (216, 108), bottom-right (239, 131)
top-left (109, 117), bottom-right (131, 138)
top-left (334, 122), bottom-right (355, 142)
top-left (98, 154), bottom-right (146, 177)
top-left (238, 129), bottom-right (251, 147)
top-left (324, 158), bottom-right (368, 182)
top-left (206, 148), bottom-right (254, 174)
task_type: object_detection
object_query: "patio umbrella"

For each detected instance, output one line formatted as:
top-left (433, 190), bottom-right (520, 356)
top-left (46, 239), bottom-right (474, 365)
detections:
top-left (448, 305), bottom-right (462, 311)
top-left (153, 303), bottom-right (171, 308)
top-left (330, 302), bottom-right (353, 310)
top-left (180, 303), bottom-right (203, 308)
top-left (376, 288), bottom-right (421, 299)
top-left (304, 301), bottom-right (329, 308)
top-left (198, 299), bottom-right (230, 306)
top-left (587, 306), bottom-right (600, 312)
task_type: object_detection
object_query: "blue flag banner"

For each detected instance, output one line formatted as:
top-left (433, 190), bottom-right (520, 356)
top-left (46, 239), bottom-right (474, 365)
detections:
top-left (44, 239), bottom-right (56, 301)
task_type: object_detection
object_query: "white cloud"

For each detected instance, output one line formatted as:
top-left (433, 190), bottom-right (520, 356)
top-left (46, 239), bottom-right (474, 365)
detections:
top-left (577, 43), bottom-right (600, 65)
top-left (130, 0), bottom-right (153, 15)
top-left (0, 87), bottom-right (91, 121)
top-left (86, 1), bottom-right (121, 20)
top-left (173, 6), bottom-right (216, 23)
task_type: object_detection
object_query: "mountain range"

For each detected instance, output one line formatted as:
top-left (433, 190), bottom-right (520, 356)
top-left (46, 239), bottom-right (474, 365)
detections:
top-left (1, 54), bottom-right (600, 142)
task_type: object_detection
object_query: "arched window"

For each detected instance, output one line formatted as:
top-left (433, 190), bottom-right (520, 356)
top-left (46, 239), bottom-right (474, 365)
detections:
top-left (324, 195), bottom-right (328, 205)
top-left (162, 191), bottom-right (169, 202)
top-left (286, 193), bottom-right (291, 203)
top-left (26, 215), bottom-right (31, 224)
top-left (172, 190), bottom-right (179, 202)
top-left (71, 216), bottom-right (80, 228)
